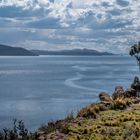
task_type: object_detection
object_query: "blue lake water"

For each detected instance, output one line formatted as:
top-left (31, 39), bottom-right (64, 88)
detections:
top-left (0, 55), bottom-right (139, 130)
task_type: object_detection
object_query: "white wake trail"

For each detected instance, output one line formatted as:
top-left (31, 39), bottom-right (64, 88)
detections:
top-left (65, 72), bottom-right (103, 92)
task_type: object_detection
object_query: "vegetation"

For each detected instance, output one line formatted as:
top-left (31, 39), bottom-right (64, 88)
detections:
top-left (0, 119), bottom-right (29, 140)
top-left (1, 97), bottom-right (139, 140)
top-left (38, 98), bottom-right (140, 140)
top-left (129, 41), bottom-right (140, 69)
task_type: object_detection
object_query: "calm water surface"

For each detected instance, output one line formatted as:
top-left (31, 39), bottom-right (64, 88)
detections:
top-left (0, 55), bottom-right (139, 130)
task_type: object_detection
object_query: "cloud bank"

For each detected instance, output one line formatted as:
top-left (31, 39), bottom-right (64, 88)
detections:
top-left (0, 0), bottom-right (139, 53)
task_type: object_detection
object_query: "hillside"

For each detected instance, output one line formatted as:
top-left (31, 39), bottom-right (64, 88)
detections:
top-left (0, 44), bottom-right (37, 56)
top-left (42, 101), bottom-right (140, 140)
top-left (34, 86), bottom-right (140, 140)
top-left (0, 81), bottom-right (140, 140)
top-left (31, 48), bottom-right (113, 56)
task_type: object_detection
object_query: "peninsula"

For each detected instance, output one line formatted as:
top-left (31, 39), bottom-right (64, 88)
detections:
top-left (0, 44), bottom-right (37, 56)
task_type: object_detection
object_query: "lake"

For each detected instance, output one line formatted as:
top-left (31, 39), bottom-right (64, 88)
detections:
top-left (0, 55), bottom-right (139, 130)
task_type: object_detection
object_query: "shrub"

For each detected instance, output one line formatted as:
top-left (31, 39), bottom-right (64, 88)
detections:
top-left (77, 103), bottom-right (106, 118)
top-left (0, 119), bottom-right (29, 140)
top-left (64, 112), bottom-right (74, 122)
top-left (109, 98), bottom-right (131, 110)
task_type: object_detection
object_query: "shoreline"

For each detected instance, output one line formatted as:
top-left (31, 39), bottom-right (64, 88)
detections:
top-left (33, 82), bottom-right (140, 139)
top-left (1, 82), bottom-right (140, 140)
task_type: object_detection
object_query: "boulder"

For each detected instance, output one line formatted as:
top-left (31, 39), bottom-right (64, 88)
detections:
top-left (99, 92), bottom-right (112, 104)
top-left (112, 86), bottom-right (124, 100)
top-left (124, 88), bottom-right (137, 98)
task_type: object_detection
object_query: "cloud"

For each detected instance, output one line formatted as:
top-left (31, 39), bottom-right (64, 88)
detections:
top-left (116, 0), bottom-right (130, 7)
top-left (0, 0), bottom-right (139, 53)
top-left (27, 17), bottom-right (62, 29)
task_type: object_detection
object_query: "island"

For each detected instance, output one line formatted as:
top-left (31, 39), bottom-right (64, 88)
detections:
top-left (31, 48), bottom-right (113, 56)
top-left (0, 44), bottom-right (37, 56)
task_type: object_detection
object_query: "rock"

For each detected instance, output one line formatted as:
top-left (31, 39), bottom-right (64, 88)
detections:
top-left (99, 92), bottom-right (112, 104)
top-left (124, 88), bottom-right (137, 98)
top-left (112, 86), bottom-right (124, 100)
top-left (132, 98), bottom-right (140, 104)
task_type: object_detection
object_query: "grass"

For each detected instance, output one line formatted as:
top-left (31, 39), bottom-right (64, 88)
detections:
top-left (1, 98), bottom-right (140, 140)
top-left (77, 103), bottom-right (107, 118)
top-left (66, 104), bottom-right (140, 140)
top-left (44, 98), bottom-right (140, 140)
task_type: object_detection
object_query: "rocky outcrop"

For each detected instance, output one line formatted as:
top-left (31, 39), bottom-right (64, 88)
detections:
top-left (99, 92), bottom-right (113, 104)
top-left (124, 88), bottom-right (137, 98)
top-left (99, 83), bottom-right (139, 103)
top-left (112, 86), bottom-right (124, 100)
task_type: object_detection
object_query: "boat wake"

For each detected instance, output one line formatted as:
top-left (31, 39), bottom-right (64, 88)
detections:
top-left (65, 69), bottom-right (102, 92)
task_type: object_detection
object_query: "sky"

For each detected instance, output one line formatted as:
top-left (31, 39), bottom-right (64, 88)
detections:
top-left (0, 0), bottom-right (139, 53)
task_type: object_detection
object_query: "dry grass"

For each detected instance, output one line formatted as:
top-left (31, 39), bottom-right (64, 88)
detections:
top-left (2, 98), bottom-right (139, 140)
top-left (40, 98), bottom-right (140, 140)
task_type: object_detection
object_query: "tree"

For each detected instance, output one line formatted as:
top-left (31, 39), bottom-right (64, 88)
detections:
top-left (129, 41), bottom-right (140, 69)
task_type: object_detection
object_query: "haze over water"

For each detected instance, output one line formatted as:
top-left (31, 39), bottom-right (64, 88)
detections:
top-left (0, 55), bottom-right (138, 130)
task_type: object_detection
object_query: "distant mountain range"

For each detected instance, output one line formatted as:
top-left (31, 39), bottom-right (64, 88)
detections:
top-left (0, 44), bottom-right (113, 56)
top-left (0, 44), bottom-right (37, 56)
top-left (31, 49), bottom-right (113, 56)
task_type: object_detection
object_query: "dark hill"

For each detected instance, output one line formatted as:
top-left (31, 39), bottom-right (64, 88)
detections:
top-left (0, 44), bottom-right (37, 56)
top-left (31, 48), bottom-right (113, 56)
